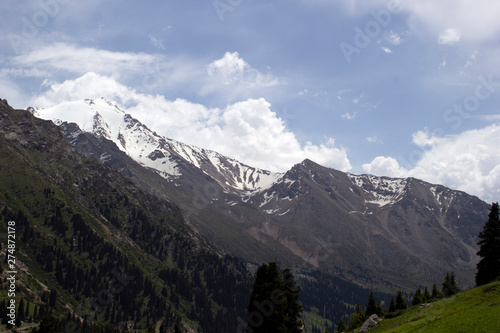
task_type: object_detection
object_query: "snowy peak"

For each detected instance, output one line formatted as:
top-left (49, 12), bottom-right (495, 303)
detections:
top-left (33, 98), bottom-right (280, 192)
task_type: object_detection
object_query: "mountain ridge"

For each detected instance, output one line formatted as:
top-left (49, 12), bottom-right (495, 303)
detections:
top-left (31, 97), bottom-right (490, 291)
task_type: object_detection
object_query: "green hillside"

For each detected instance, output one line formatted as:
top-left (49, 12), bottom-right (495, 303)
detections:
top-left (368, 280), bottom-right (500, 333)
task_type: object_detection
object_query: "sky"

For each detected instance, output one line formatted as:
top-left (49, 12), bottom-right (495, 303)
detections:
top-left (1, 0), bottom-right (499, 203)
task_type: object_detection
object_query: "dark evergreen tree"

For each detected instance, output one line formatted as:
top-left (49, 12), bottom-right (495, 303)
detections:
top-left (442, 272), bottom-right (459, 297)
top-left (423, 286), bottom-right (431, 302)
top-left (476, 202), bottom-right (500, 286)
top-left (395, 290), bottom-right (407, 310)
top-left (365, 292), bottom-right (377, 317)
top-left (336, 318), bottom-right (347, 333)
top-left (431, 282), bottom-right (441, 299)
top-left (16, 298), bottom-right (25, 327)
top-left (38, 314), bottom-right (59, 333)
top-left (246, 263), bottom-right (303, 333)
top-left (411, 288), bottom-right (423, 305)
top-left (365, 292), bottom-right (384, 317)
top-left (246, 262), bottom-right (286, 332)
top-left (282, 268), bottom-right (303, 333)
top-left (387, 297), bottom-right (396, 313)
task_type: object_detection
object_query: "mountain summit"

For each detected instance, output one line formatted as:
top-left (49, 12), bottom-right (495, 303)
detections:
top-left (32, 98), bottom-right (490, 289)
top-left (33, 98), bottom-right (281, 193)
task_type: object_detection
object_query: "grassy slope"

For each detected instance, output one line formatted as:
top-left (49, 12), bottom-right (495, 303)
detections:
top-left (369, 281), bottom-right (500, 333)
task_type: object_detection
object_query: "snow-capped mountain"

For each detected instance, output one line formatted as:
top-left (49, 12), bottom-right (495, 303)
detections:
top-left (31, 98), bottom-right (490, 290)
top-left (32, 98), bottom-right (281, 193)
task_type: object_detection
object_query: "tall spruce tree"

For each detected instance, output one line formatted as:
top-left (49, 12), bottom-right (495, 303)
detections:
top-left (246, 262), bottom-right (303, 333)
top-left (365, 292), bottom-right (383, 317)
top-left (476, 202), bottom-right (500, 286)
top-left (282, 268), bottom-right (303, 333)
top-left (336, 318), bottom-right (347, 332)
top-left (411, 288), bottom-right (423, 305)
top-left (442, 272), bottom-right (460, 296)
top-left (395, 290), bottom-right (407, 310)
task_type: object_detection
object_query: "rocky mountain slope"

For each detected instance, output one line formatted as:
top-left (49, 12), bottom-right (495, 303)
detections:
top-left (33, 98), bottom-right (491, 290)
top-left (0, 98), bottom-right (393, 332)
top-left (0, 98), bottom-right (255, 332)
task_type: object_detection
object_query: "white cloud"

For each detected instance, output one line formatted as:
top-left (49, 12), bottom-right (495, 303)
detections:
top-left (6, 43), bottom-right (284, 105)
top-left (385, 31), bottom-right (401, 45)
top-left (205, 52), bottom-right (280, 91)
top-left (31, 72), bottom-right (351, 172)
top-left (148, 35), bottom-right (165, 50)
top-left (438, 28), bottom-right (462, 45)
top-left (411, 128), bottom-right (440, 147)
top-left (328, 0), bottom-right (500, 43)
top-left (363, 125), bottom-right (500, 202)
top-left (381, 47), bottom-right (392, 54)
top-left (341, 112), bottom-right (357, 120)
top-left (366, 136), bottom-right (381, 144)
top-left (10, 43), bottom-right (162, 78)
top-left (362, 156), bottom-right (408, 178)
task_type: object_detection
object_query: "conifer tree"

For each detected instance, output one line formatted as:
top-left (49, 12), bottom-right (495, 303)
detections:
top-left (423, 286), bottom-right (431, 302)
top-left (442, 272), bottom-right (459, 296)
top-left (38, 314), bottom-right (59, 333)
top-left (336, 318), bottom-right (347, 332)
top-left (246, 262), bottom-right (303, 333)
top-left (411, 288), bottom-right (423, 305)
top-left (387, 297), bottom-right (396, 313)
top-left (431, 282), bottom-right (441, 299)
top-left (476, 202), bottom-right (500, 286)
top-left (365, 292), bottom-right (383, 317)
top-left (282, 268), bottom-right (303, 333)
top-left (395, 290), bottom-right (407, 310)
top-left (365, 292), bottom-right (377, 317)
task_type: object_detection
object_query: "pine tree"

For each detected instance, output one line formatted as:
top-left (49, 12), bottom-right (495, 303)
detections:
top-left (336, 318), bottom-right (347, 332)
top-left (476, 202), bottom-right (500, 286)
top-left (411, 288), bottom-right (423, 305)
top-left (246, 263), bottom-right (289, 332)
top-left (423, 286), bottom-right (431, 302)
top-left (387, 297), bottom-right (396, 313)
top-left (38, 314), bottom-right (59, 333)
top-left (431, 282), bottom-right (441, 299)
top-left (365, 292), bottom-right (377, 317)
top-left (282, 268), bottom-right (303, 333)
top-left (442, 272), bottom-right (459, 297)
top-left (395, 290), bottom-right (407, 310)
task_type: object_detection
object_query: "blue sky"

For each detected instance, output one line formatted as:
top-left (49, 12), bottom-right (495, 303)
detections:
top-left (1, 0), bottom-right (500, 202)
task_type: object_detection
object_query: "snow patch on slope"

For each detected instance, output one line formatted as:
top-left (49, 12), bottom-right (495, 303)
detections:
top-left (348, 174), bottom-right (408, 207)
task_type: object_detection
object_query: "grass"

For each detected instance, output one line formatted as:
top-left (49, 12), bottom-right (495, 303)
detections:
top-left (368, 280), bottom-right (500, 333)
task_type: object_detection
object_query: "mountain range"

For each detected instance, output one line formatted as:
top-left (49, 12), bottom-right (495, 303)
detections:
top-left (0, 98), bottom-right (391, 332)
top-left (32, 97), bottom-right (490, 291)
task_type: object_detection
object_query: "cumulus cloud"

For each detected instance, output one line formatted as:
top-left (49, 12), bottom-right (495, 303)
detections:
top-left (381, 47), bottom-right (393, 54)
top-left (438, 28), bottom-right (462, 45)
top-left (31, 72), bottom-right (351, 172)
top-left (363, 125), bottom-right (500, 202)
top-left (362, 156), bottom-right (408, 178)
top-left (411, 128), bottom-right (441, 147)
